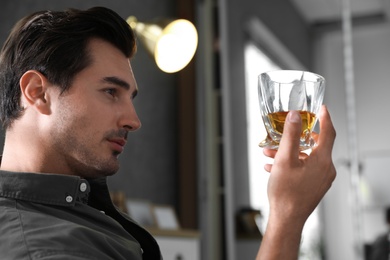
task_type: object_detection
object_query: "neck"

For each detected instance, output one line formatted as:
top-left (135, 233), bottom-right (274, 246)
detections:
top-left (0, 123), bottom-right (53, 174)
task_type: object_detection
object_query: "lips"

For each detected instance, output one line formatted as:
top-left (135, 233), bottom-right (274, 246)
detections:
top-left (107, 138), bottom-right (126, 153)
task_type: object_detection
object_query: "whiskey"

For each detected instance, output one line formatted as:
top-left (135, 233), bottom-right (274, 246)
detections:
top-left (266, 111), bottom-right (317, 138)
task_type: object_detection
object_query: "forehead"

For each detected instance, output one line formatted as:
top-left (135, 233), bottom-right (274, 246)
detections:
top-left (83, 38), bottom-right (138, 91)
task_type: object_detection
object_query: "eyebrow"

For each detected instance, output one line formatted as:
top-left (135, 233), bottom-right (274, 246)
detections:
top-left (102, 76), bottom-right (138, 97)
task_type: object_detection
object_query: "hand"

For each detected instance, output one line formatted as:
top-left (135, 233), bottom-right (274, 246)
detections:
top-left (257, 105), bottom-right (336, 260)
top-left (264, 105), bottom-right (336, 224)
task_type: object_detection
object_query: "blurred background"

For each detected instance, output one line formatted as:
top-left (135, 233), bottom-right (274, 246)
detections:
top-left (1, 0), bottom-right (390, 259)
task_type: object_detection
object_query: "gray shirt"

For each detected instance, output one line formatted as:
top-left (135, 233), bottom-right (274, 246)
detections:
top-left (0, 171), bottom-right (161, 260)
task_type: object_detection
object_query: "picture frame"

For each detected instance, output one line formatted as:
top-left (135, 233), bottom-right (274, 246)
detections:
top-left (126, 199), bottom-right (156, 228)
top-left (152, 204), bottom-right (180, 230)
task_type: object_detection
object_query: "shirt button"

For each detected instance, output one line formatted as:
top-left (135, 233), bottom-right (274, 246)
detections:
top-left (80, 182), bottom-right (87, 192)
top-left (66, 195), bottom-right (73, 203)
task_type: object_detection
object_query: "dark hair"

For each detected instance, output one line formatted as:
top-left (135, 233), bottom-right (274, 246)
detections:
top-left (0, 6), bottom-right (137, 129)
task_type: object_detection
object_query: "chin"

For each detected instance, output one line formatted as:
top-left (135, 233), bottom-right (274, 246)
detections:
top-left (88, 168), bottom-right (117, 178)
top-left (104, 169), bottom-right (118, 177)
top-left (102, 163), bottom-right (120, 176)
top-left (89, 160), bottom-right (119, 178)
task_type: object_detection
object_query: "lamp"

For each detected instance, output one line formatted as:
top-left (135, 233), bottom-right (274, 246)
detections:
top-left (127, 16), bottom-right (198, 73)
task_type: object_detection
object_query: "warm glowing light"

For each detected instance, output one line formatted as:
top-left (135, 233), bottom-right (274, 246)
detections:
top-left (127, 17), bottom-right (198, 73)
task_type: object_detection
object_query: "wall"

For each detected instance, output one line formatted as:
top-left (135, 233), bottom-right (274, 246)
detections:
top-left (0, 0), bottom-right (178, 207)
top-left (314, 20), bottom-right (390, 260)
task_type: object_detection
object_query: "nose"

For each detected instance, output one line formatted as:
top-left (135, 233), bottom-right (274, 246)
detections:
top-left (120, 100), bottom-right (141, 132)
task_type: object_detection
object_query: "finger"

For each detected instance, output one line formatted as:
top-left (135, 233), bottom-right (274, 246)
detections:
top-left (311, 132), bottom-right (319, 143)
top-left (264, 164), bottom-right (272, 172)
top-left (263, 147), bottom-right (277, 158)
top-left (276, 110), bottom-right (302, 162)
top-left (316, 106), bottom-right (336, 156)
top-left (298, 152), bottom-right (309, 160)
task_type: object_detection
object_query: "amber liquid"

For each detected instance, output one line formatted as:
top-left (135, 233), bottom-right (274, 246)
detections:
top-left (267, 111), bottom-right (317, 138)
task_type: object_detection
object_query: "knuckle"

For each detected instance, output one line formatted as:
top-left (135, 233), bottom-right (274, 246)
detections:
top-left (331, 127), bottom-right (337, 139)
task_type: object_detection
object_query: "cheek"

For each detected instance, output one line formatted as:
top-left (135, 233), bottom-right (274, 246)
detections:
top-left (51, 101), bottom-right (89, 136)
top-left (50, 107), bottom-right (101, 152)
top-left (53, 97), bottom-right (114, 140)
top-left (58, 97), bottom-right (95, 124)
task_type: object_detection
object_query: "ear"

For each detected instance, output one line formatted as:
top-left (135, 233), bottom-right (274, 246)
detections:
top-left (20, 70), bottom-right (53, 115)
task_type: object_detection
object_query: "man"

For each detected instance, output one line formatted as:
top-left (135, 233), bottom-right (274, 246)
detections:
top-left (0, 6), bottom-right (336, 260)
top-left (0, 7), bottom-right (160, 259)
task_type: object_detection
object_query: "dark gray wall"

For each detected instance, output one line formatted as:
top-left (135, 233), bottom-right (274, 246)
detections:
top-left (0, 0), bottom-right (179, 207)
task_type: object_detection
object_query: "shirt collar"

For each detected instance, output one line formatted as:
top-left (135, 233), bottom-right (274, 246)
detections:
top-left (0, 170), bottom-right (91, 206)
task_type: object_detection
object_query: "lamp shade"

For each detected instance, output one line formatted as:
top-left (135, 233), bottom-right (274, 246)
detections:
top-left (127, 16), bottom-right (198, 73)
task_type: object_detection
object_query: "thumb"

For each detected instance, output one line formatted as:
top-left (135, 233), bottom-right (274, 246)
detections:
top-left (276, 110), bottom-right (302, 161)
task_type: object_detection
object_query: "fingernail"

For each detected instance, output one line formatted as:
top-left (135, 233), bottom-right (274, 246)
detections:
top-left (288, 110), bottom-right (300, 123)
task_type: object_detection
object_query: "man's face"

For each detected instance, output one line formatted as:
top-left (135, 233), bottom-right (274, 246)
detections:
top-left (46, 38), bottom-right (141, 178)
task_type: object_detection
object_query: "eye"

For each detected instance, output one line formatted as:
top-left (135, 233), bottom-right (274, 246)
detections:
top-left (104, 88), bottom-right (117, 97)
